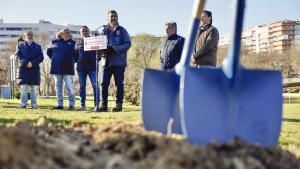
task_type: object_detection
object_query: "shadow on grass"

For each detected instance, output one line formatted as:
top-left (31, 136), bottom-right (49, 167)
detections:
top-left (283, 118), bottom-right (300, 123)
top-left (0, 118), bottom-right (16, 124)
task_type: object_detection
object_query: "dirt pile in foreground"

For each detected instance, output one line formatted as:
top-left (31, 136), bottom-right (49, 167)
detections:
top-left (0, 118), bottom-right (299, 169)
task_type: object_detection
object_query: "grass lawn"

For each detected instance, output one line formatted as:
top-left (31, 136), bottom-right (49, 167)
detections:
top-left (0, 96), bottom-right (141, 126)
top-left (0, 96), bottom-right (299, 156)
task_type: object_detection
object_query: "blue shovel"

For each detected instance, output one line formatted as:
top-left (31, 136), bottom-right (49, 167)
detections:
top-left (142, 0), bottom-right (206, 134)
top-left (181, 0), bottom-right (282, 146)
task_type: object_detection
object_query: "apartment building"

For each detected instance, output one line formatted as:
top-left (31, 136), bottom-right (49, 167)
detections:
top-left (0, 19), bottom-right (81, 52)
top-left (219, 19), bottom-right (300, 53)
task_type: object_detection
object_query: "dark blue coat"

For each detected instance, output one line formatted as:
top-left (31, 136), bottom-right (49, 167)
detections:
top-left (47, 39), bottom-right (77, 75)
top-left (100, 25), bottom-right (131, 67)
top-left (16, 41), bottom-right (44, 85)
top-left (76, 38), bottom-right (98, 72)
top-left (160, 34), bottom-right (185, 70)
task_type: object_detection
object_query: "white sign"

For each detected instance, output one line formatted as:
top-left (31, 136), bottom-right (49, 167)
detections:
top-left (84, 36), bottom-right (107, 51)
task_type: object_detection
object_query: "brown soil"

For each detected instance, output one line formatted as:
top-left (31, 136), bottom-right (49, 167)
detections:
top-left (0, 118), bottom-right (299, 169)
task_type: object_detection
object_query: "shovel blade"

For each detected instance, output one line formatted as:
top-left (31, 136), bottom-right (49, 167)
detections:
top-left (142, 69), bottom-right (182, 134)
top-left (181, 67), bottom-right (282, 146)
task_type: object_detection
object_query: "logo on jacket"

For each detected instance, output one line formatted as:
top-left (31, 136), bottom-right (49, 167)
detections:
top-left (116, 30), bottom-right (121, 36)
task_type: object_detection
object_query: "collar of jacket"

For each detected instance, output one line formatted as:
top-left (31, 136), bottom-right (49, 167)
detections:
top-left (61, 39), bottom-right (73, 43)
top-left (167, 34), bottom-right (178, 40)
top-left (25, 41), bottom-right (35, 46)
top-left (200, 23), bottom-right (212, 31)
top-left (105, 23), bottom-right (120, 32)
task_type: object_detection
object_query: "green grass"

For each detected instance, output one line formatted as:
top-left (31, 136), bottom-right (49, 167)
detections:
top-left (0, 96), bottom-right (141, 126)
top-left (280, 103), bottom-right (300, 156)
top-left (0, 97), bottom-right (299, 156)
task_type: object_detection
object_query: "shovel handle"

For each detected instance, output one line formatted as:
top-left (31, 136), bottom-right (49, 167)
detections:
top-left (175, 0), bottom-right (206, 73)
top-left (222, 0), bottom-right (246, 79)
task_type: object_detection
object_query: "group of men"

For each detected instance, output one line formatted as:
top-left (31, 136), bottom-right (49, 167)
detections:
top-left (160, 10), bottom-right (219, 70)
top-left (15, 10), bottom-right (219, 112)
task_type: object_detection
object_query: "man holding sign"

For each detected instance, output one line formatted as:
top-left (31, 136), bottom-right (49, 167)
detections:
top-left (99, 10), bottom-right (131, 112)
top-left (76, 26), bottom-right (100, 111)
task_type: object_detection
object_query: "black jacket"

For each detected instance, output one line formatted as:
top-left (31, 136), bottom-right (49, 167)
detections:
top-left (16, 42), bottom-right (44, 85)
top-left (76, 38), bottom-right (98, 72)
top-left (160, 34), bottom-right (185, 70)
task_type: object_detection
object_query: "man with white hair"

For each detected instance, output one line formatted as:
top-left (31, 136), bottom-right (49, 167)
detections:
top-left (160, 22), bottom-right (185, 70)
top-left (16, 30), bottom-right (44, 109)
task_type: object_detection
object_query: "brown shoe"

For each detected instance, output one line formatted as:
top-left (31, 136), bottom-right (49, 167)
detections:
top-left (99, 102), bottom-right (108, 112)
top-left (112, 103), bottom-right (122, 112)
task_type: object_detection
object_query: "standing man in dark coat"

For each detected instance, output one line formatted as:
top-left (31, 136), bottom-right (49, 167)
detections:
top-left (76, 26), bottom-right (100, 111)
top-left (47, 28), bottom-right (77, 110)
top-left (99, 10), bottom-right (131, 112)
top-left (160, 22), bottom-right (185, 70)
top-left (16, 31), bottom-right (44, 109)
top-left (193, 10), bottom-right (219, 67)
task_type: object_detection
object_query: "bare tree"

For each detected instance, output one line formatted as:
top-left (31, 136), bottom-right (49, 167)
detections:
top-left (34, 32), bottom-right (55, 96)
top-left (129, 34), bottom-right (160, 69)
top-left (0, 39), bottom-right (18, 85)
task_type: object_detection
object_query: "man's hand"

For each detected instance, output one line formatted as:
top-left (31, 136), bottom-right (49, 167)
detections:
top-left (106, 46), bottom-right (116, 56)
top-left (27, 62), bottom-right (33, 68)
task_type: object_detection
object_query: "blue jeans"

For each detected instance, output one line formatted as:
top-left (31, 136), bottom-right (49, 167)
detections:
top-left (54, 74), bottom-right (75, 107)
top-left (20, 84), bottom-right (38, 108)
top-left (100, 66), bottom-right (125, 104)
top-left (78, 71), bottom-right (100, 107)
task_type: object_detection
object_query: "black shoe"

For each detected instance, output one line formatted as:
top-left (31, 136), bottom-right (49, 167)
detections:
top-left (52, 106), bottom-right (64, 110)
top-left (99, 102), bottom-right (108, 112)
top-left (112, 103), bottom-right (122, 112)
top-left (68, 106), bottom-right (75, 111)
top-left (76, 107), bottom-right (86, 111)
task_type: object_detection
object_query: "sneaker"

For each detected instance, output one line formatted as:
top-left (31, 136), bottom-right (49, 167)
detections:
top-left (52, 106), bottom-right (64, 110)
top-left (76, 107), bottom-right (86, 111)
top-left (112, 103), bottom-right (122, 112)
top-left (68, 106), bottom-right (75, 111)
top-left (31, 106), bottom-right (37, 109)
top-left (93, 106), bottom-right (100, 112)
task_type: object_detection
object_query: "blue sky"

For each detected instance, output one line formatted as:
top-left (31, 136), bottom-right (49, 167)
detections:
top-left (0, 0), bottom-right (299, 37)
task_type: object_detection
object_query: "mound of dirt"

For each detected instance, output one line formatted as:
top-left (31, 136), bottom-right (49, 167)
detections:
top-left (0, 118), bottom-right (299, 169)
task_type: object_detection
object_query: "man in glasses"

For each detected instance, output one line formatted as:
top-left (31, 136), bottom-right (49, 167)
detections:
top-left (76, 26), bottom-right (100, 111)
top-left (99, 10), bottom-right (131, 112)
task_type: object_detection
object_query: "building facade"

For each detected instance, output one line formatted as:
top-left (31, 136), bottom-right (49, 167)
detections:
top-left (0, 19), bottom-right (81, 52)
top-left (219, 20), bottom-right (300, 54)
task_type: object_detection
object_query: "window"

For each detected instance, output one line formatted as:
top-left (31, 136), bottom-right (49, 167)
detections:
top-left (6, 27), bottom-right (22, 31)
top-left (0, 35), bottom-right (10, 38)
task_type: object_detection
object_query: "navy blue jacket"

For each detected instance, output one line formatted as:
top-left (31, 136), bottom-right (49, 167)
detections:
top-left (16, 41), bottom-right (44, 85)
top-left (160, 34), bottom-right (185, 70)
top-left (76, 38), bottom-right (98, 72)
top-left (47, 39), bottom-right (77, 75)
top-left (100, 25), bottom-right (131, 67)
